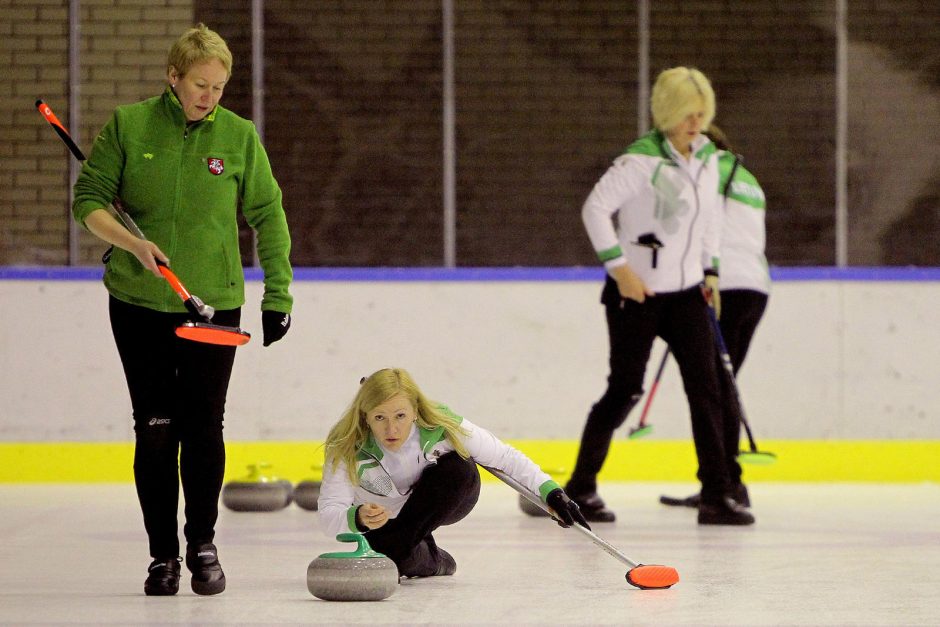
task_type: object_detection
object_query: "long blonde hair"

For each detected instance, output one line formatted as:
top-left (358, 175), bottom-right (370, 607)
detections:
top-left (324, 368), bottom-right (470, 484)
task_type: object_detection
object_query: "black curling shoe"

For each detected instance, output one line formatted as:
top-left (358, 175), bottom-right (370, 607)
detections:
top-left (435, 548), bottom-right (457, 576)
top-left (144, 558), bottom-right (181, 596)
top-left (731, 483), bottom-right (751, 508)
top-left (185, 543), bottom-right (226, 595)
top-left (664, 483), bottom-right (751, 509)
top-left (398, 537), bottom-right (457, 578)
top-left (698, 497), bottom-right (755, 526)
top-left (571, 492), bottom-right (616, 523)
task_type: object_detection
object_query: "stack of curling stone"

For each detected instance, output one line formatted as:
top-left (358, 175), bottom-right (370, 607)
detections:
top-left (221, 462), bottom-right (293, 512)
top-left (307, 533), bottom-right (398, 601)
top-left (519, 467), bottom-right (567, 517)
top-left (292, 464), bottom-right (322, 511)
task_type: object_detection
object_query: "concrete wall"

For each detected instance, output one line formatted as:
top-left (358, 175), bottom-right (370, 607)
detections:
top-left (2, 271), bottom-right (938, 443)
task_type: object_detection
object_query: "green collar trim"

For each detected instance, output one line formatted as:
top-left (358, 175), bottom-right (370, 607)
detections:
top-left (357, 407), bottom-right (460, 461)
top-left (165, 86), bottom-right (218, 123)
top-left (358, 424), bottom-right (446, 460)
top-left (625, 129), bottom-right (715, 164)
top-left (419, 424), bottom-right (446, 453)
top-left (358, 433), bottom-right (384, 461)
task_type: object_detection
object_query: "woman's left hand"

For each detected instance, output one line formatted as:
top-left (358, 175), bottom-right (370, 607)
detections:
top-left (262, 311), bottom-right (291, 346)
top-left (356, 502), bottom-right (389, 530)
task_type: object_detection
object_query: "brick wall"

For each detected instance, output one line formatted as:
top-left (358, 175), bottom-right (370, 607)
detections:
top-left (4, 0), bottom-right (940, 267)
top-left (2, 0), bottom-right (70, 264)
top-left (1, 0), bottom-right (193, 265)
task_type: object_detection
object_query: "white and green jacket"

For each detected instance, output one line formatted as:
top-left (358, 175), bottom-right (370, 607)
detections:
top-left (717, 151), bottom-right (770, 294)
top-left (318, 407), bottom-right (559, 539)
top-left (582, 130), bottom-right (721, 292)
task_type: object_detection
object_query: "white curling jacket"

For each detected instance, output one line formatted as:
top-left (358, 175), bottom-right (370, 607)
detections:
top-left (317, 406), bottom-right (560, 539)
top-left (582, 130), bottom-right (722, 292)
top-left (716, 151), bottom-right (770, 294)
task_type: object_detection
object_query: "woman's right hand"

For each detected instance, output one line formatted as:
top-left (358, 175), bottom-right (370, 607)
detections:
top-left (611, 264), bottom-right (654, 303)
top-left (129, 239), bottom-right (169, 278)
top-left (356, 502), bottom-right (389, 530)
top-left (83, 208), bottom-right (168, 278)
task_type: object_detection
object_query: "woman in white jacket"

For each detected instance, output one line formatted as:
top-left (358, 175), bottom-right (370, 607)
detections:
top-left (708, 125), bottom-right (770, 376)
top-left (317, 368), bottom-right (589, 578)
top-left (566, 67), bottom-right (753, 527)
top-left (660, 124), bottom-right (771, 511)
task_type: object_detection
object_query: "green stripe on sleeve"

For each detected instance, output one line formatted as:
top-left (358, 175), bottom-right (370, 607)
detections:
top-left (538, 479), bottom-right (562, 501)
top-left (597, 245), bottom-right (623, 263)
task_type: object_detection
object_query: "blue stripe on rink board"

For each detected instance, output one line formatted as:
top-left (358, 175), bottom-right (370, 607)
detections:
top-left (3, 266), bottom-right (940, 282)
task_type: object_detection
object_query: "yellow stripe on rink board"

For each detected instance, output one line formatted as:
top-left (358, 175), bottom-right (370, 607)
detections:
top-left (507, 440), bottom-right (940, 483)
top-left (0, 440), bottom-right (938, 483)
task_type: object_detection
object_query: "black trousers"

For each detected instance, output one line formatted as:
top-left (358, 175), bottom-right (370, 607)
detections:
top-left (366, 452), bottom-right (480, 575)
top-left (567, 280), bottom-right (740, 503)
top-left (109, 296), bottom-right (240, 559)
top-left (719, 289), bottom-right (769, 374)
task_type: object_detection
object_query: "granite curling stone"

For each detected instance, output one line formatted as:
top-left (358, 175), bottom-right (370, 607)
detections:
top-left (518, 493), bottom-right (551, 517)
top-left (221, 462), bottom-right (293, 512)
top-left (293, 465), bottom-right (322, 511)
top-left (307, 533), bottom-right (399, 601)
top-left (519, 467), bottom-right (567, 517)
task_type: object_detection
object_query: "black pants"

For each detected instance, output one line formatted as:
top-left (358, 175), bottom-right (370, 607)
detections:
top-left (366, 453), bottom-right (480, 575)
top-left (109, 296), bottom-right (240, 559)
top-left (567, 280), bottom-right (740, 503)
top-left (719, 289), bottom-right (768, 374)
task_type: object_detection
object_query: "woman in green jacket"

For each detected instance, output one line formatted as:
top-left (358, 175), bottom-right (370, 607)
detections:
top-left (72, 24), bottom-right (293, 597)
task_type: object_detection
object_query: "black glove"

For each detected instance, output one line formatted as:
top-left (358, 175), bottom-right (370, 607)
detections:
top-left (545, 488), bottom-right (591, 530)
top-left (262, 311), bottom-right (291, 347)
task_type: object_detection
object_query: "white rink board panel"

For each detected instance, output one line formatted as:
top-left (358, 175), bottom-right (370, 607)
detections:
top-left (2, 274), bottom-right (939, 441)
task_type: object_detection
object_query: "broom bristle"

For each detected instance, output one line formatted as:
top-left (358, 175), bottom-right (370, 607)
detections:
top-left (626, 564), bottom-right (680, 589)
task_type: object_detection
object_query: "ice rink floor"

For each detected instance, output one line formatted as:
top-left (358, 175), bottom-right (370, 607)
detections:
top-left (2, 481), bottom-right (938, 626)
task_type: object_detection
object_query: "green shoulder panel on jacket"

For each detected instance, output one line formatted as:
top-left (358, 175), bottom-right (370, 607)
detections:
top-left (622, 129), bottom-right (670, 159)
top-left (718, 152), bottom-right (765, 210)
top-left (436, 404), bottom-right (464, 424)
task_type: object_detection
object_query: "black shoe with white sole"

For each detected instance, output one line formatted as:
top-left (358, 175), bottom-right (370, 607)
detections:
top-left (185, 543), bottom-right (226, 595)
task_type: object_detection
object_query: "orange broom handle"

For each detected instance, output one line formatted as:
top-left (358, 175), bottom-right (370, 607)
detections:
top-left (157, 263), bottom-right (192, 301)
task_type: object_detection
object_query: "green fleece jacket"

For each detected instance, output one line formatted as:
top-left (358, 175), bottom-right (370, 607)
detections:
top-left (73, 88), bottom-right (293, 314)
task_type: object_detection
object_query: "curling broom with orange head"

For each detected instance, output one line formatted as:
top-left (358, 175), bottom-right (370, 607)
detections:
top-left (36, 99), bottom-right (250, 347)
top-left (483, 465), bottom-right (680, 590)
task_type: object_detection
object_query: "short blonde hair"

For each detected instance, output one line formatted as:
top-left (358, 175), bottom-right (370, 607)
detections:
top-left (167, 23), bottom-right (233, 78)
top-left (650, 67), bottom-right (715, 132)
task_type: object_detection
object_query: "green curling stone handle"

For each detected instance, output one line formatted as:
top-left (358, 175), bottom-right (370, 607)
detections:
top-left (319, 533), bottom-right (388, 559)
